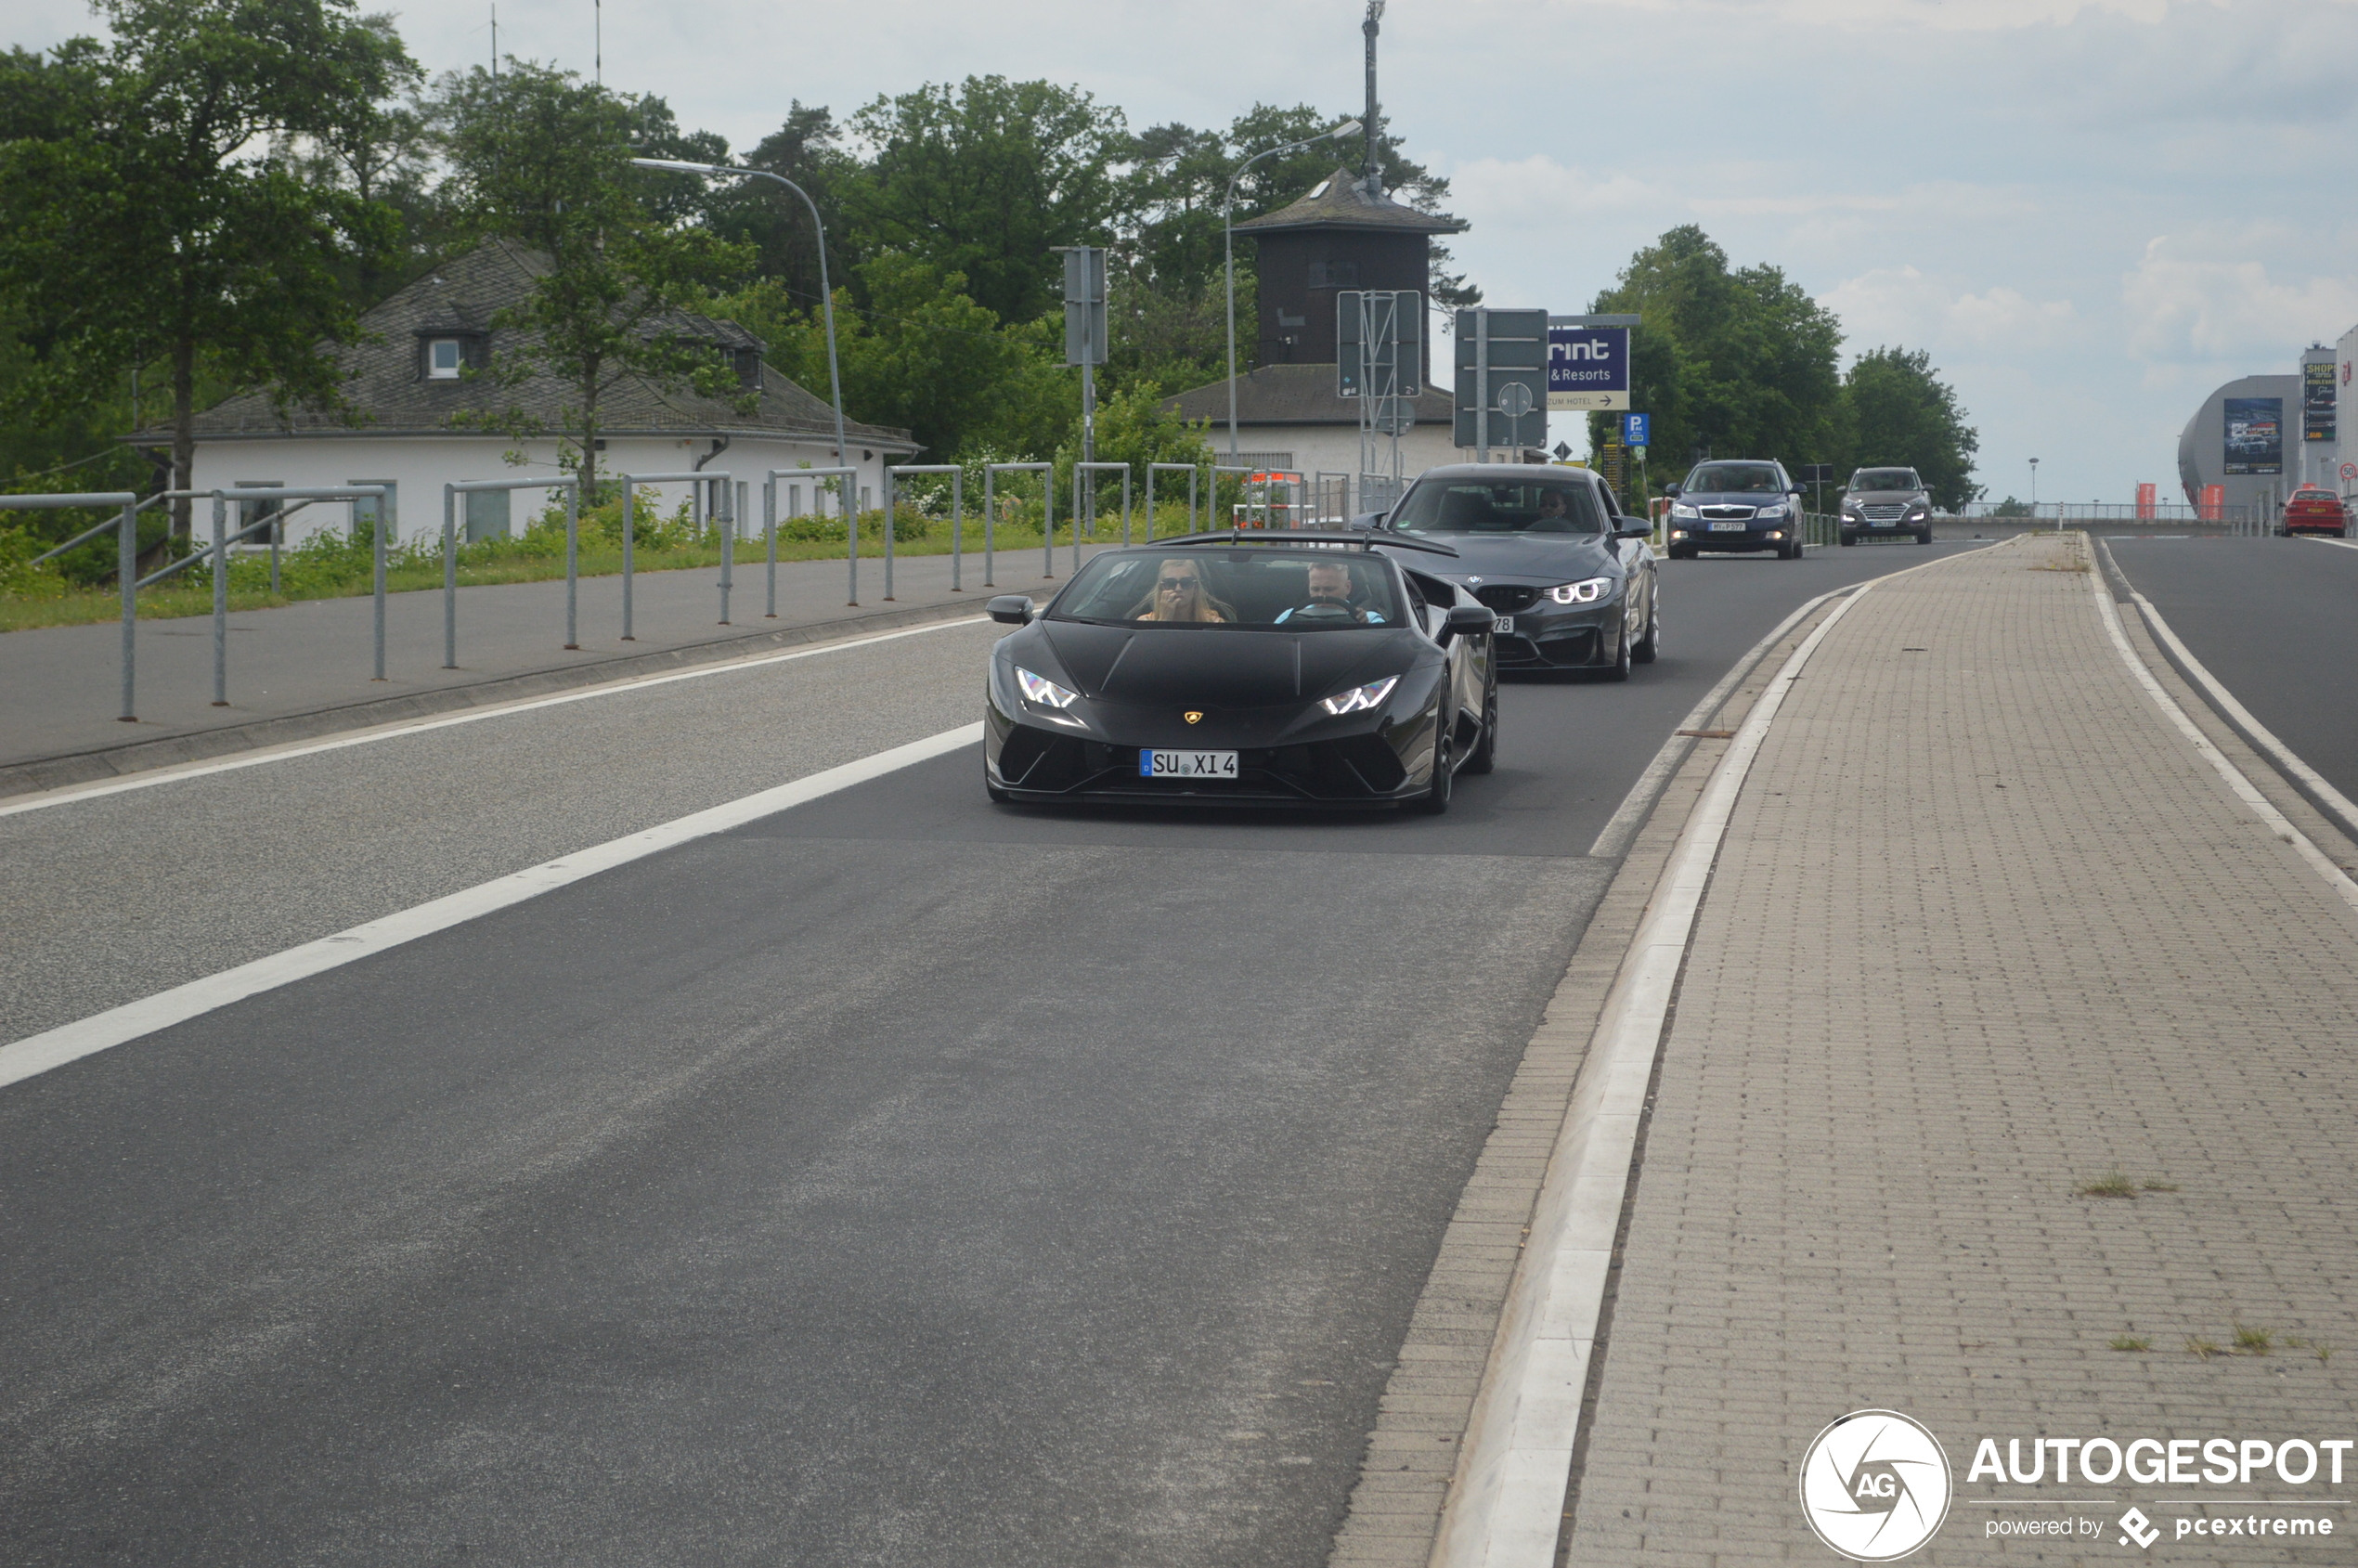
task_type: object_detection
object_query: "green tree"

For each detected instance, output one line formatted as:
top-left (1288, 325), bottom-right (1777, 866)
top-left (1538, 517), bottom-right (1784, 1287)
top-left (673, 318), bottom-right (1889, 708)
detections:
top-left (1587, 227), bottom-right (1843, 494)
top-left (716, 253), bottom-right (1054, 461)
top-left (1053, 382), bottom-right (1215, 509)
top-left (702, 103), bottom-right (847, 320)
top-left (838, 77), bottom-right (1127, 326)
top-left (0, 1), bottom-right (414, 538)
top-left (432, 61), bottom-right (753, 499)
top-left (1836, 346), bottom-right (1980, 510)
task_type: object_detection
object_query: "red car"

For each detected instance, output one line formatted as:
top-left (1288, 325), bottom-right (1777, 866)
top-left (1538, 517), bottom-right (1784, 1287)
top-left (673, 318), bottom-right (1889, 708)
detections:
top-left (2283, 486), bottom-right (2349, 538)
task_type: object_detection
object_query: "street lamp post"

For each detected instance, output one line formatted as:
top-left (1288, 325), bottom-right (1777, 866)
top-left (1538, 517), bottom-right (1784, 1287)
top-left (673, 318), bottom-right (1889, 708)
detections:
top-left (629, 158), bottom-right (850, 489)
top-left (2028, 457), bottom-right (2040, 518)
top-left (1223, 121), bottom-right (1361, 460)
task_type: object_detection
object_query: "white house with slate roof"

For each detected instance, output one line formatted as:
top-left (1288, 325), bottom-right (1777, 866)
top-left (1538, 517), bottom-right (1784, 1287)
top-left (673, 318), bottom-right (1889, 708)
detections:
top-left (129, 238), bottom-right (915, 547)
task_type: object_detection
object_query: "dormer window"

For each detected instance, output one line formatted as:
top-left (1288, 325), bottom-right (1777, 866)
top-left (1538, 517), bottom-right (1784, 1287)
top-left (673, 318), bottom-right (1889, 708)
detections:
top-left (426, 339), bottom-right (462, 379)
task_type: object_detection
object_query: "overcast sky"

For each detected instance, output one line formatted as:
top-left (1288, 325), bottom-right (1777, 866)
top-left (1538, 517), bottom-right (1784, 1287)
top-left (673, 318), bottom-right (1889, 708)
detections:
top-left (19, 0), bottom-right (2358, 502)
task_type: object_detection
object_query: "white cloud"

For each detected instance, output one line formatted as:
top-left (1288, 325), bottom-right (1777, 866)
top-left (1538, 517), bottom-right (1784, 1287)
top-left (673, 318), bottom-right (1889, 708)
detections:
top-left (1820, 266), bottom-right (2080, 356)
top-left (2122, 235), bottom-right (2358, 363)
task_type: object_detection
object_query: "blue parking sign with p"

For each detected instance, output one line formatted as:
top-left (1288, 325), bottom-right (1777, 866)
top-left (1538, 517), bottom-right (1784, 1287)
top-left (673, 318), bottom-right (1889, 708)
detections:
top-left (1623, 412), bottom-right (1650, 448)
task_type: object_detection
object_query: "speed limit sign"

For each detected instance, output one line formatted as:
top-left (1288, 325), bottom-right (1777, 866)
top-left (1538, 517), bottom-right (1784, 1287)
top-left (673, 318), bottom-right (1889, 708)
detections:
top-left (2343, 461), bottom-right (2357, 483)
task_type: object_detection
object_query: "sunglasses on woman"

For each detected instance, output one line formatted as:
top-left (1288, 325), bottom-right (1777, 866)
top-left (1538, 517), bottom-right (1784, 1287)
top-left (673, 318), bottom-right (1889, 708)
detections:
top-left (1159, 576), bottom-right (1200, 591)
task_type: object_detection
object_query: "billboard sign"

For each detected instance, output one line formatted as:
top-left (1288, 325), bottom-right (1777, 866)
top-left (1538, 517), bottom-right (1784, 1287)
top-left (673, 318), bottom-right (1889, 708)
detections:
top-left (1547, 326), bottom-right (1630, 411)
top-left (2136, 482), bottom-right (2157, 520)
top-left (2303, 359), bottom-right (2336, 443)
top-left (2223, 396), bottom-right (2282, 475)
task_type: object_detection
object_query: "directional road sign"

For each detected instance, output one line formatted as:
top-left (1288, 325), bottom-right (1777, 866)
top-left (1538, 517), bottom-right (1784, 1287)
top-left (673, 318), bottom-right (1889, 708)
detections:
top-left (1455, 307), bottom-right (1548, 450)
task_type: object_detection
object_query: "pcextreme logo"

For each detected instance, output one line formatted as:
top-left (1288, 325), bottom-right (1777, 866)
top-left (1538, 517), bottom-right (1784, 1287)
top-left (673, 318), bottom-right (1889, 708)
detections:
top-left (1799, 1410), bottom-right (1955, 1562)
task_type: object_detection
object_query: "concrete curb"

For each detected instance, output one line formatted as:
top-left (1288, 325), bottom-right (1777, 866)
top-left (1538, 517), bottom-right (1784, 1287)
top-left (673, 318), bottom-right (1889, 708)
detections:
top-left (0, 596), bottom-right (988, 800)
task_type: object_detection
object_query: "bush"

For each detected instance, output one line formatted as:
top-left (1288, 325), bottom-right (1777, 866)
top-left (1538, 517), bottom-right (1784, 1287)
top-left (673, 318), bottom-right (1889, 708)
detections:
top-left (0, 526), bottom-right (67, 599)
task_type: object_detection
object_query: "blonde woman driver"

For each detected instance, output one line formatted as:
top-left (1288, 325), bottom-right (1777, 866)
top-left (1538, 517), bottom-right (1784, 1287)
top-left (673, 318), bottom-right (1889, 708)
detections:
top-left (1134, 557), bottom-right (1230, 623)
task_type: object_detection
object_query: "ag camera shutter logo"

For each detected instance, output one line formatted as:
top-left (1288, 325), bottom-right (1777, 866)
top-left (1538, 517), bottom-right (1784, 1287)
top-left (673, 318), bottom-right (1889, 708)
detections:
top-left (1799, 1410), bottom-right (1953, 1561)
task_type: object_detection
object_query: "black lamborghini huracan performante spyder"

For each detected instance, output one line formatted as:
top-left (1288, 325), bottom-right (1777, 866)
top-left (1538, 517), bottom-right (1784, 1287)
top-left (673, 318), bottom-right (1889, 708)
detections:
top-left (982, 532), bottom-right (1496, 811)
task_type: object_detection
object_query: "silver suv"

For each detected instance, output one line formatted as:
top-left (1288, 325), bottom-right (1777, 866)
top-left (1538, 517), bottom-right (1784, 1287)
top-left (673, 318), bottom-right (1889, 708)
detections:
top-left (1838, 468), bottom-right (1933, 545)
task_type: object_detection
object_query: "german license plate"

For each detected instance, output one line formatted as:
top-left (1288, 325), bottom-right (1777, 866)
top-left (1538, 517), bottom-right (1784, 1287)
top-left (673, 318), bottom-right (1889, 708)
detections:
top-left (1492, 615), bottom-right (1515, 635)
top-left (1141, 749), bottom-right (1237, 780)
top-left (1871, 520), bottom-right (1895, 528)
top-left (1708, 520), bottom-right (1748, 531)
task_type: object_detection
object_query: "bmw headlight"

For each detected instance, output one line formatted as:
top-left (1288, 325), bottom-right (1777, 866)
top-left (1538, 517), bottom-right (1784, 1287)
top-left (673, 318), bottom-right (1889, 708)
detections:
top-left (1320, 675), bottom-right (1398, 716)
top-left (1670, 502), bottom-right (1700, 519)
top-left (1015, 666), bottom-right (1080, 709)
top-left (1756, 503), bottom-right (1788, 520)
top-left (1547, 577), bottom-right (1614, 604)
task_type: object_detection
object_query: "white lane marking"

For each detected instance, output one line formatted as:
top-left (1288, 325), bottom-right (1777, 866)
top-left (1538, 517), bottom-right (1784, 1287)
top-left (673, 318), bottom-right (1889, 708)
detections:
top-left (2299, 534), bottom-right (2358, 551)
top-left (1586, 588), bottom-right (1846, 859)
top-left (2085, 557), bottom-right (2358, 914)
top-left (0, 724), bottom-right (983, 1091)
top-left (1, 615), bottom-right (988, 818)
top-left (2103, 553), bottom-right (2358, 845)
top-left (1432, 571), bottom-right (1888, 1568)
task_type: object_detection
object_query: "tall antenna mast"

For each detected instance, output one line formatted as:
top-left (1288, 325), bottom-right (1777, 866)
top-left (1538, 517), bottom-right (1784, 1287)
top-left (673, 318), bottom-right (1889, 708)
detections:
top-left (489, 2), bottom-right (497, 78)
top-left (594, 0), bottom-right (602, 85)
top-left (1362, 1), bottom-right (1383, 194)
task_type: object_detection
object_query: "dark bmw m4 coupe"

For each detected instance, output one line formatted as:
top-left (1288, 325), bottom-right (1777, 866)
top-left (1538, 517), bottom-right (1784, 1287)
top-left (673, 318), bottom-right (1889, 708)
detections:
top-left (983, 533), bottom-right (1496, 811)
top-left (1370, 464), bottom-right (1660, 678)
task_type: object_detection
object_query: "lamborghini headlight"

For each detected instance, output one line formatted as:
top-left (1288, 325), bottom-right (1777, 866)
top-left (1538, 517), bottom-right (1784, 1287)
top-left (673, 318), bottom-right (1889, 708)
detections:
top-left (1547, 577), bottom-right (1613, 604)
top-left (1015, 667), bottom-right (1080, 709)
top-left (1320, 675), bottom-right (1398, 716)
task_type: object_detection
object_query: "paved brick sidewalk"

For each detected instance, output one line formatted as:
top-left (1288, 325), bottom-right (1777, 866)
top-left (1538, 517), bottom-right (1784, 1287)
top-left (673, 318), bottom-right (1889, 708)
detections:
top-left (1562, 535), bottom-right (2358, 1564)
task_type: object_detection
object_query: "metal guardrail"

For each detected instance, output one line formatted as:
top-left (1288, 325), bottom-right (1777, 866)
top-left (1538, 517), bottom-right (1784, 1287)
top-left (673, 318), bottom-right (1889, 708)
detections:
top-left (446, 477), bottom-right (579, 662)
top-left (1145, 463), bottom-right (1200, 543)
top-left (883, 465), bottom-right (965, 602)
top-left (764, 466), bottom-right (859, 606)
top-left (620, 471), bottom-right (727, 639)
top-left (978, 462), bottom-right (1053, 588)
top-left (1071, 462), bottom-right (1132, 572)
top-left (210, 486), bottom-right (386, 701)
top-left (5, 490), bottom-right (138, 720)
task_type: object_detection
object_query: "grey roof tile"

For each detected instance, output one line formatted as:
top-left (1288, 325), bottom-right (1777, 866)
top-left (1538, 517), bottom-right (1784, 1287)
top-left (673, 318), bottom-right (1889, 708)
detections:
top-left (131, 237), bottom-right (913, 450)
top-left (1233, 167), bottom-right (1467, 237)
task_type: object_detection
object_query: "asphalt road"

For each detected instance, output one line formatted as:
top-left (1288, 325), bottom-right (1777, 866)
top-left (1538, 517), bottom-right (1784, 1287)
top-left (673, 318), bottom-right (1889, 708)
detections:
top-left (0, 538), bottom-right (1985, 1567)
top-left (2104, 536), bottom-right (2358, 804)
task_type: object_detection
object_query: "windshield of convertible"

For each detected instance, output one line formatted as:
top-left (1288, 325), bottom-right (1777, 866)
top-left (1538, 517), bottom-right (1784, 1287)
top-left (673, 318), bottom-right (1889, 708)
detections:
top-left (1386, 478), bottom-right (1607, 536)
top-left (1048, 548), bottom-right (1410, 629)
top-left (1686, 463), bottom-right (1784, 494)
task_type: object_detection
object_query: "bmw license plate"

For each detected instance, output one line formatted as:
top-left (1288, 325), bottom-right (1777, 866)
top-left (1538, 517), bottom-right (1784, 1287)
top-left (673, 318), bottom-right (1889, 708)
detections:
top-left (1492, 615), bottom-right (1515, 635)
top-left (1708, 520), bottom-right (1748, 531)
top-left (1141, 749), bottom-right (1237, 780)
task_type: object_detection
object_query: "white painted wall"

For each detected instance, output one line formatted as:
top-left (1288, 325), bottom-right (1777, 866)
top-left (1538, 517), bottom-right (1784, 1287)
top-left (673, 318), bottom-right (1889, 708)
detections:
top-left (184, 434), bottom-right (895, 547)
top-left (1217, 424), bottom-right (1462, 511)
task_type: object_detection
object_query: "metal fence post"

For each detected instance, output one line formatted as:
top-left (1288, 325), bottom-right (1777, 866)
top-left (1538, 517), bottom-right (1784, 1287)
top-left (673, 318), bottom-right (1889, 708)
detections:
top-left (212, 495), bottom-right (228, 706)
top-left (983, 468), bottom-right (997, 587)
top-left (718, 479), bottom-right (734, 625)
top-left (371, 491), bottom-right (388, 680)
top-left (950, 471), bottom-right (963, 590)
top-left (764, 474), bottom-right (778, 617)
top-left (442, 483), bottom-right (459, 669)
top-left (116, 499), bottom-right (136, 720)
top-left (564, 479), bottom-right (581, 649)
top-left (882, 467), bottom-right (897, 602)
top-left (622, 478), bottom-right (637, 640)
